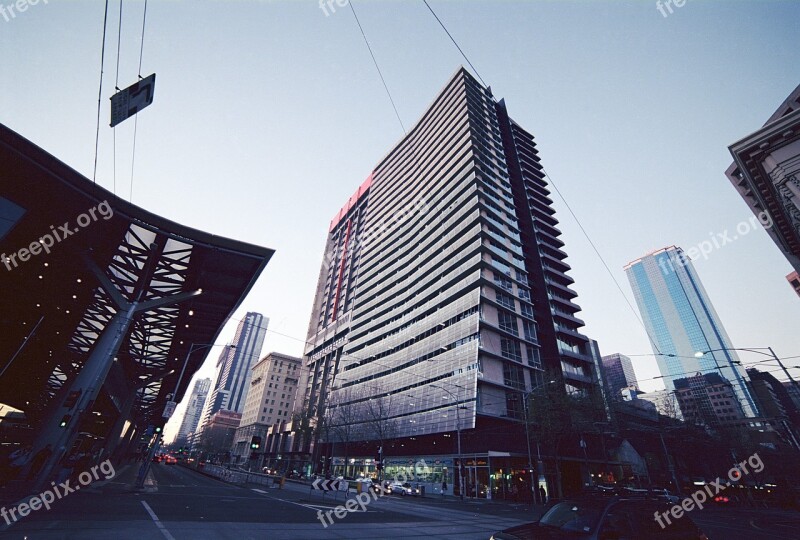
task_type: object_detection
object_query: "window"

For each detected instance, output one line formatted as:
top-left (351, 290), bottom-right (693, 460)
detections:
top-left (498, 310), bottom-right (518, 335)
top-left (520, 303), bottom-right (534, 318)
top-left (501, 338), bottom-right (522, 362)
top-left (494, 272), bottom-right (513, 291)
top-left (496, 290), bottom-right (516, 310)
top-left (523, 320), bottom-right (538, 342)
top-left (526, 346), bottom-right (542, 369)
top-left (503, 362), bottom-right (525, 390)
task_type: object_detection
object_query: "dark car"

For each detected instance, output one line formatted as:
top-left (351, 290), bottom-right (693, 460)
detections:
top-left (490, 496), bottom-right (708, 539)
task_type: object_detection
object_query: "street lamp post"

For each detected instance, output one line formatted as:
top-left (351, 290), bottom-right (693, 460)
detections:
top-left (517, 379), bottom-right (556, 505)
top-left (431, 384), bottom-right (465, 500)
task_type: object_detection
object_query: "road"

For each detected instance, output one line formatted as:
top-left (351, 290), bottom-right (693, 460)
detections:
top-left (1, 463), bottom-right (798, 539)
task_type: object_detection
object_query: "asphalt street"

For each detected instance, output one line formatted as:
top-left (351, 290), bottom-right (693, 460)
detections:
top-left (0, 463), bottom-right (798, 539)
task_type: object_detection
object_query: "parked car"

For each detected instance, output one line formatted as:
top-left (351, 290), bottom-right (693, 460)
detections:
top-left (650, 488), bottom-right (681, 504)
top-left (152, 455), bottom-right (162, 463)
top-left (164, 455), bottom-right (177, 465)
top-left (490, 495), bottom-right (708, 539)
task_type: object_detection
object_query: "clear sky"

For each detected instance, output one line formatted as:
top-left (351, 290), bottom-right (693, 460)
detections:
top-left (2, 0), bottom-right (798, 442)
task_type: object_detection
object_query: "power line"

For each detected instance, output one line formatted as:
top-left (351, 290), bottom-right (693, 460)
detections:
top-left (348, 1), bottom-right (406, 134)
top-left (422, 0), bottom-right (486, 87)
top-left (541, 167), bottom-right (662, 356)
top-left (92, 0), bottom-right (111, 184)
top-left (130, 0), bottom-right (148, 203)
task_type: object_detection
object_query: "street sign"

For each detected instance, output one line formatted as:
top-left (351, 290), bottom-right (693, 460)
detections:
top-left (110, 74), bottom-right (156, 127)
top-left (162, 400), bottom-right (176, 419)
top-left (311, 478), bottom-right (340, 491)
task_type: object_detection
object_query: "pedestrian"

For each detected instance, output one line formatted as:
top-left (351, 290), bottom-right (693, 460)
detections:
top-left (512, 483), bottom-right (519, 502)
top-left (441, 479), bottom-right (447, 497)
top-left (539, 485), bottom-right (547, 505)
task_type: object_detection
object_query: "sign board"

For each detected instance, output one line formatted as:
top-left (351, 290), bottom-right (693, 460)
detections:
top-left (311, 479), bottom-right (340, 491)
top-left (110, 73), bottom-right (156, 127)
top-left (162, 400), bottom-right (176, 419)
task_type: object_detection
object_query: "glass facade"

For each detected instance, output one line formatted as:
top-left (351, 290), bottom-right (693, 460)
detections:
top-left (625, 246), bottom-right (758, 417)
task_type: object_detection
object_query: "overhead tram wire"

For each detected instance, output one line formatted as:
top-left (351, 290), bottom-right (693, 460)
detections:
top-left (113, 0), bottom-right (123, 195)
top-left (130, 0), bottom-right (149, 203)
top-left (92, 0), bottom-right (111, 184)
top-left (419, 1), bottom-right (659, 355)
top-left (421, 0), bottom-right (486, 87)
top-left (348, 1), bottom-right (406, 135)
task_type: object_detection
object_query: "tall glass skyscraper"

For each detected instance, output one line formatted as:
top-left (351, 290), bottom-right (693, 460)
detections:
top-left (200, 312), bottom-right (268, 429)
top-left (624, 246), bottom-right (758, 417)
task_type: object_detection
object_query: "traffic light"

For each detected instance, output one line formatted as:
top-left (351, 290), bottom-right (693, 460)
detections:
top-left (250, 436), bottom-right (261, 450)
top-left (376, 447), bottom-right (383, 471)
top-left (59, 414), bottom-right (71, 428)
top-left (155, 426), bottom-right (162, 433)
top-left (64, 389), bottom-right (82, 409)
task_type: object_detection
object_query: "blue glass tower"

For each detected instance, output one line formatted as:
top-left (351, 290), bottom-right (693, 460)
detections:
top-left (624, 246), bottom-right (758, 417)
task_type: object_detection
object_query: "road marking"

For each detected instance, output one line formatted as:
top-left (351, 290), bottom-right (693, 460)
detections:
top-left (250, 488), bottom-right (323, 511)
top-left (141, 500), bottom-right (176, 540)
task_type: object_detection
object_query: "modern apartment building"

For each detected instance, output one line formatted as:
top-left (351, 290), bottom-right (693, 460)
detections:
top-left (624, 246), bottom-right (758, 417)
top-left (200, 312), bottom-right (268, 429)
top-left (301, 68), bottom-right (600, 494)
top-left (231, 352), bottom-right (303, 463)
top-left (726, 84), bottom-right (800, 274)
top-left (175, 378), bottom-right (211, 444)
top-left (601, 353), bottom-right (639, 401)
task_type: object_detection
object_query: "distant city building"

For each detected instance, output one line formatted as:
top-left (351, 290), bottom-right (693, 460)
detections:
top-left (673, 372), bottom-right (745, 427)
top-left (601, 353), bottom-right (639, 401)
top-left (231, 352), bottom-right (304, 464)
top-left (624, 246), bottom-right (758, 417)
top-left (788, 271), bottom-right (800, 297)
top-left (197, 410), bottom-right (241, 459)
top-left (175, 378), bottom-right (211, 444)
top-left (784, 381), bottom-right (800, 410)
top-left (200, 312), bottom-right (268, 429)
top-left (637, 389), bottom-right (680, 419)
top-left (726, 84), bottom-right (800, 274)
top-left (748, 368), bottom-right (800, 449)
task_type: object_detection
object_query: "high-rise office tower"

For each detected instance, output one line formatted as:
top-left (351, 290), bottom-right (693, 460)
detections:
top-left (601, 353), bottom-right (639, 401)
top-left (201, 312), bottom-right (268, 428)
top-left (302, 68), bottom-right (599, 468)
top-left (176, 377), bottom-right (211, 443)
top-left (624, 246), bottom-right (758, 417)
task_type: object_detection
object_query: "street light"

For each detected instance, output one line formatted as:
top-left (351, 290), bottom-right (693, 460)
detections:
top-left (431, 383), bottom-right (466, 500)
top-left (695, 346), bottom-right (798, 387)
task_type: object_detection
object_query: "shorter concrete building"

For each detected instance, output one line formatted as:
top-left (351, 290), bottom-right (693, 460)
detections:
top-left (197, 410), bottom-right (241, 462)
top-left (231, 352), bottom-right (304, 465)
top-left (674, 372), bottom-right (745, 427)
top-left (788, 271), bottom-right (800, 298)
top-left (726, 84), bottom-right (800, 274)
top-left (637, 390), bottom-right (681, 419)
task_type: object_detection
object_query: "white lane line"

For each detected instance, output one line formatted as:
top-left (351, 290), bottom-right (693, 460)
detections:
top-left (140, 500), bottom-right (176, 540)
top-left (249, 488), bottom-right (321, 511)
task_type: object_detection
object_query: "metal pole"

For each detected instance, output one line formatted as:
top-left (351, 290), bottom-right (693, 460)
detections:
top-left (769, 347), bottom-right (800, 388)
top-left (521, 392), bottom-right (536, 504)
top-left (455, 393), bottom-right (464, 501)
top-left (659, 432), bottom-right (681, 496)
